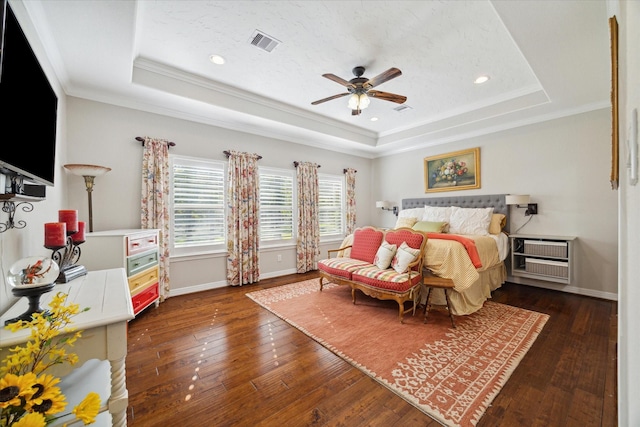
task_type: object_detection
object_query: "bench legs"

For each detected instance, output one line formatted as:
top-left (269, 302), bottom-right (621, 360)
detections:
top-left (424, 287), bottom-right (456, 328)
top-left (351, 285), bottom-right (420, 324)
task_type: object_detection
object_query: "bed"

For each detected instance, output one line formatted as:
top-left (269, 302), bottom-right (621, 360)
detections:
top-left (399, 194), bottom-right (510, 315)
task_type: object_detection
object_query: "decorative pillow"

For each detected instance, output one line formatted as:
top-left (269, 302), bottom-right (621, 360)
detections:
top-left (373, 241), bottom-right (397, 269)
top-left (395, 217), bottom-right (418, 229)
top-left (398, 207), bottom-right (425, 219)
top-left (412, 221), bottom-right (449, 233)
top-left (489, 213), bottom-right (507, 235)
top-left (391, 241), bottom-right (421, 273)
top-left (449, 206), bottom-right (494, 235)
top-left (422, 206), bottom-right (452, 223)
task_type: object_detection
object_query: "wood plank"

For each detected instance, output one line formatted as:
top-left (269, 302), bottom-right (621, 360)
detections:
top-left (125, 273), bottom-right (617, 426)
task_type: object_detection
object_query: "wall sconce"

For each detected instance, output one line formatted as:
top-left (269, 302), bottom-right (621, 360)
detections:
top-left (376, 201), bottom-right (398, 216)
top-left (63, 164), bottom-right (111, 232)
top-left (505, 194), bottom-right (538, 216)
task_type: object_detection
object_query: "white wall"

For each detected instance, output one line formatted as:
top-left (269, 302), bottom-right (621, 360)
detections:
top-left (618, 1), bottom-right (639, 425)
top-left (373, 108), bottom-right (617, 299)
top-left (64, 97), bottom-right (374, 294)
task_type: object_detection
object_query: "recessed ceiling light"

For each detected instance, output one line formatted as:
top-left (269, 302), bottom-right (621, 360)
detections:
top-left (209, 54), bottom-right (225, 65)
top-left (370, 117), bottom-right (378, 122)
top-left (474, 75), bottom-right (490, 84)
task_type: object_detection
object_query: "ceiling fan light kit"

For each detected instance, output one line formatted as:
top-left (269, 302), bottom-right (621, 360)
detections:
top-left (347, 93), bottom-right (370, 111)
top-left (312, 66), bottom-right (406, 116)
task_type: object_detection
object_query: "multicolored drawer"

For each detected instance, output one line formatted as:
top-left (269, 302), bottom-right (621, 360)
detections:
top-left (81, 229), bottom-right (160, 317)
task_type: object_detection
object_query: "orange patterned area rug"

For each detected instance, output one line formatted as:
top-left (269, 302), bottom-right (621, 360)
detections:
top-left (246, 279), bottom-right (549, 427)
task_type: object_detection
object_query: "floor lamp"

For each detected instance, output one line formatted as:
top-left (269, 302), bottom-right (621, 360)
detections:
top-left (63, 164), bottom-right (111, 232)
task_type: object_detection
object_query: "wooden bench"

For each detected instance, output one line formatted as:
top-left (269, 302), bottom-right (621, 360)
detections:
top-left (423, 270), bottom-right (456, 328)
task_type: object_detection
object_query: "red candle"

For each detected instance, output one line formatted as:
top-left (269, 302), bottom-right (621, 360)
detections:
top-left (72, 221), bottom-right (86, 243)
top-left (58, 210), bottom-right (78, 234)
top-left (45, 222), bottom-right (67, 247)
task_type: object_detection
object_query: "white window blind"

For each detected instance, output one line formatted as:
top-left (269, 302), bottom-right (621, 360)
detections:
top-left (170, 155), bottom-right (226, 255)
top-left (259, 167), bottom-right (294, 245)
top-left (318, 173), bottom-right (344, 238)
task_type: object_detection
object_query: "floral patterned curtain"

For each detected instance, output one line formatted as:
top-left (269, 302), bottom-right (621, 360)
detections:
top-left (140, 137), bottom-right (171, 302)
top-left (296, 162), bottom-right (320, 273)
top-left (344, 168), bottom-right (357, 235)
top-left (226, 150), bottom-right (260, 285)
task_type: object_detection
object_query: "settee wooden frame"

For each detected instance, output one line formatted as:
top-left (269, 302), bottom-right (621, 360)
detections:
top-left (318, 227), bottom-right (427, 323)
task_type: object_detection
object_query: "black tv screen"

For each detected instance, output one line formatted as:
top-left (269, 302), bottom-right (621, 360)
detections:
top-left (0, 1), bottom-right (58, 187)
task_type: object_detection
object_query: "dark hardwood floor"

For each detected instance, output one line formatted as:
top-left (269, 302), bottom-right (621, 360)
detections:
top-left (125, 272), bottom-right (617, 426)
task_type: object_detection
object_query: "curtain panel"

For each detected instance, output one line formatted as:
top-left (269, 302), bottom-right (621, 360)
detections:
top-left (296, 162), bottom-right (320, 273)
top-left (140, 136), bottom-right (171, 301)
top-left (344, 168), bottom-right (357, 235)
top-left (226, 150), bottom-right (261, 285)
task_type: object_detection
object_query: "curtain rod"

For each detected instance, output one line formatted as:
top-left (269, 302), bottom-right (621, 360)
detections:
top-left (135, 136), bottom-right (176, 147)
top-left (293, 161), bottom-right (321, 168)
top-left (343, 168), bottom-right (357, 173)
top-left (223, 150), bottom-right (263, 160)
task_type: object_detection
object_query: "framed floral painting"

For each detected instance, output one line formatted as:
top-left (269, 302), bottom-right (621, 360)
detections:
top-left (424, 147), bottom-right (480, 193)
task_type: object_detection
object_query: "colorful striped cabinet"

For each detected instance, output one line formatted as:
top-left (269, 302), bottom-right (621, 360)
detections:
top-left (82, 229), bottom-right (160, 317)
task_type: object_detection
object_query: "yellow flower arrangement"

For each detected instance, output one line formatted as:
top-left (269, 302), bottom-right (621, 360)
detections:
top-left (0, 292), bottom-right (100, 426)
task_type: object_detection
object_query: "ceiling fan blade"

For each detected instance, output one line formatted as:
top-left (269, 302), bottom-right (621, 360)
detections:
top-left (311, 92), bottom-right (350, 105)
top-left (364, 67), bottom-right (402, 88)
top-left (368, 90), bottom-right (407, 104)
top-left (322, 73), bottom-right (355, 88)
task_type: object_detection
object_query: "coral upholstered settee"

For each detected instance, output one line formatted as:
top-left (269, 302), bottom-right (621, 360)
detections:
top-left (317, 226), bottom-right (427, 323)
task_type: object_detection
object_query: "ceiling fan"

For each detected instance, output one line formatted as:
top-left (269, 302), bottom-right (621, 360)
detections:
top-left (311, 66), bottom-right (407, 116)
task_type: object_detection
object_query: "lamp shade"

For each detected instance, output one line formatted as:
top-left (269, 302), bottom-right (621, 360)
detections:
top-left (505, 194), bottom-right (530, 205)
top-left (63, 164), bottom-right (111, 177)
top-left (376, 201), bottom-right (391, 209)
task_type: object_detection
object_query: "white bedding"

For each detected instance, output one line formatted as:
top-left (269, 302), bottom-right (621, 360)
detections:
top-left (489, 232), bottom-right (509, 262)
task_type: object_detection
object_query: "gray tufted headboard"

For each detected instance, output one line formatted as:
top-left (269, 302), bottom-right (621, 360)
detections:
top-left (402, 194), bottom-right (509, 232)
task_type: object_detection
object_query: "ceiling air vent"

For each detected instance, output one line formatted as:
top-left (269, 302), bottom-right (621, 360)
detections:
top-left (249, 30), bottom-right (281, 52)
top-left (393, 104), bottom-right (413, 112)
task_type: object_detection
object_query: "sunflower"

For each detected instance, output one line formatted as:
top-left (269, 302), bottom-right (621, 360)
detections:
top-left (24, 374), bottom-right (67, 416)
top-left (0, 372), bottom-right (37, 409)
top-left (72, 392), bottom-right (101, 425)
top-left (10, 412), bottom-right (46, 427)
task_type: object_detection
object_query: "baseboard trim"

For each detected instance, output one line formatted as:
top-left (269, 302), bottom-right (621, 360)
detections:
top-left (507, 276), bottom-right (617, 301)
top-left (168, 268), bottom-right (299, 298)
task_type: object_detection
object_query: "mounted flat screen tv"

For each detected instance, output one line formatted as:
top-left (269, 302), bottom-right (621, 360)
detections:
top-left (0, 1), bottom-right (58, 187)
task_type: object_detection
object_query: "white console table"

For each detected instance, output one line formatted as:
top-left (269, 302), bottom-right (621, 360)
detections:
top-left (0, 268), bottom-right (134, 426)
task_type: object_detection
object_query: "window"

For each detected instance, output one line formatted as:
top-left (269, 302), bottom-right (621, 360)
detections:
top-left (259, 167), bottom-right (294, 245)
top-left (170, 155), bottom-right (226, 255)
top-left (318, 173), bottom-right (344, 239)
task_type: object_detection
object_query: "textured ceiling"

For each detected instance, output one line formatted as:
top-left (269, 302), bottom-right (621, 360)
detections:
top-left (19, 0), bottom-right (611, 157)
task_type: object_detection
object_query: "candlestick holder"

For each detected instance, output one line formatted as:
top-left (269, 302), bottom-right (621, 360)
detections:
top-left (47, 234), bottom-right (88, 283)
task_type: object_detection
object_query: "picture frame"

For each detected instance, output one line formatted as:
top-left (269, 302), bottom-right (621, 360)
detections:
top-left (424, 147), bottom-right (480, 193)
top-left (610, 15), bottom-right (619, 190)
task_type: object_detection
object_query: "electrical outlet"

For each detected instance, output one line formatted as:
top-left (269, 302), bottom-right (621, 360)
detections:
top-left (277, 254), bottom-right (282, 262)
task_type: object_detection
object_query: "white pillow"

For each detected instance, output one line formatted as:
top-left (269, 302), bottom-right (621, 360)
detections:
top-left (374, 241), bottom-right (397, 269)
top-left (448, 206), bottom-right (494, 235)
top-left (398, 207), bottom-right (425, 219)
top-left (423, 206), bottom-right (452, 223)
top-left (391, 242), bottom-right (421, 273)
